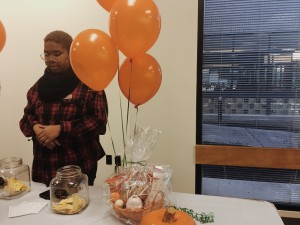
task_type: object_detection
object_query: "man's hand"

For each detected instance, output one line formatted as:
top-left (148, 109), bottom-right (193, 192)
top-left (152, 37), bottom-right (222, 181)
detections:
top-left (34, 124), bottom-right (61, 148)
top-left (43, 139), bottom-right (61, 149)
top-left (33, 124), bottom-right (46, 144)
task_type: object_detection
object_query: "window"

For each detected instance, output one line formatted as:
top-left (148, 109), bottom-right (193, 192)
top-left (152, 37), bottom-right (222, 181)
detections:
top-left (197, 0), bottom-right (300, 209)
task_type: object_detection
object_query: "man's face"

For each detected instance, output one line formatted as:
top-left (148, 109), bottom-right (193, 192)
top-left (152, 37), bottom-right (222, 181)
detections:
top-left (43, 41), bottom-right (70, 74)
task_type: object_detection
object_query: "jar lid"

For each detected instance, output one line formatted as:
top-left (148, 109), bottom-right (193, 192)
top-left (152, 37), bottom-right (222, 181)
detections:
top-left (56, 165), bottom-right (83, 179)
top-left (0, 157), bottom-right (22, 169)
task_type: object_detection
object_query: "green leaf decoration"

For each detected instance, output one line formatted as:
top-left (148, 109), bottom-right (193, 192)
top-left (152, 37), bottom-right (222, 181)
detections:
top-left (175, 207), bottom-right (214, 224)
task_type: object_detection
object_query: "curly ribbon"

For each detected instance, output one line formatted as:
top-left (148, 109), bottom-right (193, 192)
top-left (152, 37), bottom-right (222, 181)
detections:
top-left (175, 207), bottom-right (214, 224)
top-left (125, 160), bottom-right (147, 167)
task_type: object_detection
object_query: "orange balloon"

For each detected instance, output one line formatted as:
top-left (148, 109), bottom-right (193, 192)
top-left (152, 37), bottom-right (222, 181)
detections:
top-left (70, 29), bottom-right (119, 91)
top-left (0, 20), bottom-right (6, 52)
top-left (96, 0), bottom-right (117, 12)
top-left (118, 54), bottom-right (162, 106)
top-left (109, 0), bottom-right (161, 58)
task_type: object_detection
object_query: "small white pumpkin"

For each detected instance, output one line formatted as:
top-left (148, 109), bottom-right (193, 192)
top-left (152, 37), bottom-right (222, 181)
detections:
top-left (115, 199), bottom-right (124, 208)
top-left (126, 195), bottom-right (143, 209)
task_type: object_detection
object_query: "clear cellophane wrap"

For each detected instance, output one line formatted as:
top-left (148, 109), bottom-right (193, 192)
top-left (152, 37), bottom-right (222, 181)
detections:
top-left (104, 126), bottom-right (172, 225)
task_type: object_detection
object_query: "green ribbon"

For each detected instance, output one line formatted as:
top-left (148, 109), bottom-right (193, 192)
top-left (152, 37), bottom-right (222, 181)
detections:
top-left (124, 160), bottom-right (148, 167)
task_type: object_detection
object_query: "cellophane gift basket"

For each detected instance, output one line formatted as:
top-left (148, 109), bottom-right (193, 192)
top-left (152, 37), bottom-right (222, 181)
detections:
top-left (104, 125), bottom-right (172, 225)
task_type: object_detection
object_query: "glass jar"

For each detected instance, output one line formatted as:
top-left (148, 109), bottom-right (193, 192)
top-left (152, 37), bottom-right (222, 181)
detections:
top-left (0, 157), bottom-right (31, 199)
top-left (50, 165), bottom-right (89, 215)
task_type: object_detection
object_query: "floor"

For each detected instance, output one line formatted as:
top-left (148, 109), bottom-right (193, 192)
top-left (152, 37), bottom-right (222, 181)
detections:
top-left (281, 217), bottom-right (300, 225)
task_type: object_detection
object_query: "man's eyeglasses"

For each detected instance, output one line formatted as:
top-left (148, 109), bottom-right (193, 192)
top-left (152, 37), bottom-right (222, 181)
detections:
top-left (40, 52), bottom-right (64, 61)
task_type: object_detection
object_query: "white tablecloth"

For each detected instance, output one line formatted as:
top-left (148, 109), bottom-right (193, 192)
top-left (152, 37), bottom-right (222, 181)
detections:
top-left (0, 182), bottom-right (284, 225)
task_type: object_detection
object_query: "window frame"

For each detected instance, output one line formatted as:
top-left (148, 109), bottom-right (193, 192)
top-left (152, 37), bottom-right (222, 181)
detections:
top-left (195, 0), bottom-right (300, 211)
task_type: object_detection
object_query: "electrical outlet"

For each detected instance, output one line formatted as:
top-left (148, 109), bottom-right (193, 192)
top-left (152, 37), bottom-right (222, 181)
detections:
top-left (106, 155), bottom-right (112, 165)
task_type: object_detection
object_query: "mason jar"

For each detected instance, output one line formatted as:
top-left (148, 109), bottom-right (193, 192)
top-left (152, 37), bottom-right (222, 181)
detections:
top-left (0, 157), bottom-right (31, 199)
top-left (50, 165), bottom-right (89, 215)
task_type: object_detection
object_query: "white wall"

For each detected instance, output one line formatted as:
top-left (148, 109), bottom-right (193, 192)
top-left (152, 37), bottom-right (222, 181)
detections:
top-left (0, 0), bottom-right (198, 193)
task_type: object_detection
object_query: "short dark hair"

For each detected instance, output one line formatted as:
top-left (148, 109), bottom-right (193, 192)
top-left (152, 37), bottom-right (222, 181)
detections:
top-left (44, 30), bottom-right (73, 52)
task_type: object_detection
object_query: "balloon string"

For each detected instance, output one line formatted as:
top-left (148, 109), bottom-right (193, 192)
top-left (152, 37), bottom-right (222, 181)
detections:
top-left (126, 58), bottom-right (133, 137)
top-left (119, 91), bottom-right (127, 167)
top-left (116, 49), bottom-right (126, 151)
top-left (107, 117), bottom-right (117, 157)
top-left (115, 49), bottom-right (127, 167)
top-left (133, 107), bottom-right (139, 138)
top-left (125, 89), bottom-right (130, 137)
top-left (103, 93), bottom-right (117, 157)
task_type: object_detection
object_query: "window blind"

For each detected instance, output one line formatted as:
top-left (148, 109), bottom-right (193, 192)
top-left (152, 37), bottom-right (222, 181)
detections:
top-left (200, 0), bottom-right (300, 207)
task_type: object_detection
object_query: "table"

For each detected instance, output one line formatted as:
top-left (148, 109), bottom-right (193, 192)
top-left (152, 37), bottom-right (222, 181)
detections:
top-left (0, 182), bottom-right (284, 225)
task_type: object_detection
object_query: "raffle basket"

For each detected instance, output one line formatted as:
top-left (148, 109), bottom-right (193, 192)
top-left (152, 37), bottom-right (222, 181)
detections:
top-left (104, 126), bottom-right (172, 225)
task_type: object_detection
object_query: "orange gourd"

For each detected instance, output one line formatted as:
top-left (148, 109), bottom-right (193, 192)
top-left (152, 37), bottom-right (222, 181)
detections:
top-left (110, 192), bottom-right (120, 203)
top-left (140, 207), bottom-right (196, 225)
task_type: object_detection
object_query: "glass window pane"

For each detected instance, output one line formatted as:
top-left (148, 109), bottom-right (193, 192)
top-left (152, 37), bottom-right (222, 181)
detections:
top-left (200, 0), bottom-right (300, 207)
